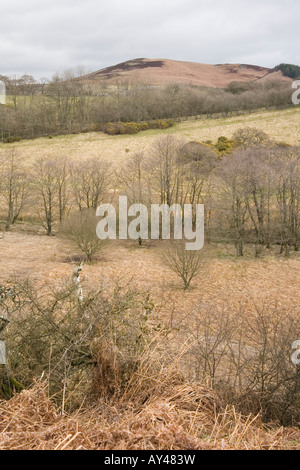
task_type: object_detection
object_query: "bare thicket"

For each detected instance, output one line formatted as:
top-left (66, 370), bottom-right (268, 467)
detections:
top-left (2, 275), bottom-right (300, 426)
top-left (183, 300), bottom-right (300, 425)
top-left (178, 141), bottom-right (218, 205)
top-left (273, 146), bottom-right (300, 254)
top-left (33, 155), bottom-right (111, 234)
top-left (232, 127), bottom-right (271, 149)
top-left (1, 278), bottom-right (153, 406)
top-left (117, 152), bottom-right (149, 205)
top-left (0, 73), bottom-right (293, 140)
top-left (149, 135), bottom-right (184, 206)
top-left (47, 70), bottom-right (90, 133)
top-left (217, 151), bottom-right (248, 256)
top-left (218, 147), bottom-right (275, 256)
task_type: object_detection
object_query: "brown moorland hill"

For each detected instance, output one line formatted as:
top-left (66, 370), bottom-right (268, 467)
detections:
top-left (80, 58), bottom-right (292, 87)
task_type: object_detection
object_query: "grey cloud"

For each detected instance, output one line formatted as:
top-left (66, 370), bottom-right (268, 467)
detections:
top-left (0, 0), bottom-right (299, 78)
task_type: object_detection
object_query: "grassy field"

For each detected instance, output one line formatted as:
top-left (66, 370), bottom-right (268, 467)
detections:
top-left (0, 232), bottom-right (299, 313)
top-left (1, 105), bottom-right (300, 329)
top-left (1, 107), bottom-right (300, 166)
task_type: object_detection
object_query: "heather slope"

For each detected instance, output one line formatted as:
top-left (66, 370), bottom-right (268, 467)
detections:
top-left (82, 58), bottom-right (292, 87)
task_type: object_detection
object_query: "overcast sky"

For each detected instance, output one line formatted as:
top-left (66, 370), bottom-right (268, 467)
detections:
top-left (0, 0), bottom-right (299, 79)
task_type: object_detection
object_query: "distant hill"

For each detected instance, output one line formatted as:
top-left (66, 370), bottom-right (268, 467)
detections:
top-left (80, 58), bottom-right (292, 88)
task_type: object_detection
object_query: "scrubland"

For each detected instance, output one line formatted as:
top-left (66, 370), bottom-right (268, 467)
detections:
top-left (1, 107), bottom-right (300, 450)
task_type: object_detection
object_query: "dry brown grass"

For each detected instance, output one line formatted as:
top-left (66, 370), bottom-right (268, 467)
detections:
top-left (1, 380), bottom-right (300, 450)
top-left (0, 233), bottom-right (299, 320)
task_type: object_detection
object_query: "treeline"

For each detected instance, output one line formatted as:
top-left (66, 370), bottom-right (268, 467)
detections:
top-left (117, 129), bottom-right (300, 257)
top-left (275, 63), bottom-right (300, 79)
top-left (0, 70), bottom-right (294, 141)
top-left (0, 127), bottom-right (299, 258)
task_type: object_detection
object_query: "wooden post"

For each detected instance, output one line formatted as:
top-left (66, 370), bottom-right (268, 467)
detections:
top-left (0, 340), bottom-right (6, 365)
top-left (72, 263), bottom-right (84, 303)
top-left (0, 316), bottom-right (9, 366)
top-left (0, 315), bottom-right (9, 396)
top-left (0, 315), bottom-right (9, 364)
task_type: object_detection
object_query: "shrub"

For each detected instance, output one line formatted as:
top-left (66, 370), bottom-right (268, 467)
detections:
top-left (122, 122), bottom-right (140, 134)
top-left (215, 136), bottom-right (234, 154)
top-left (105, 122), bottom-right (120, 135)
top-left (2, 136), bottom-right (21, 143)
top-left (148, 119), bottom-right (175, 130)
top-left (184, 300), bottom-right (300, 426)
top-left (161, 241), bottom-right (205, 290)
top-left (102, 119), bottom-right (175, 136)
top-left (138, 121), bottom-right (149, 131)
top-left (60, 209), bottom-right (104, 262)
top-left (2, 278), bottom-right (154, 406)
top-left (232, 127), bottom-right (270, 149)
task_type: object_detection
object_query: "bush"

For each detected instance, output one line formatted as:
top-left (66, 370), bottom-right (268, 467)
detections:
top-left (104, 122), bottom-right (121, 135)
top-left (3, 278), bottom-right (154, 407)
top-left (138, 121), bottom-right (149, 131)
top-left (184, 300), bottom-right (300, 426)
top-left (60, 209), bottom-right (104, 262)
top-left (161, 241), bottom-right (205, 290)
top-left (102, 119), bottom-right (175, 136)
top-left (215, 136), bottom-right (234, 154)
top-left (122, 122), bottom-right (140, 134)
top-left (2, 136), bottom-right (21, 143)
top-left (232, 127), bottom-right (270, 149)
top-left (148, 119), bottom-right (175, 130)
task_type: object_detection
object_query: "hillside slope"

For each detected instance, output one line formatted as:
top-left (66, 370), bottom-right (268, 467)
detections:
top-left (81, 58), bottom-right (292, 87)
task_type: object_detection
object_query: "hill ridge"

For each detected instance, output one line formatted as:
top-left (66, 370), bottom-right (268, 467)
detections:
top-left (80, 57), bottom-right (291, 88)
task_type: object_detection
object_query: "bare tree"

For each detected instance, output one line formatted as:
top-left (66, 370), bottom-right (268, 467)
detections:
top-left (161, 241), bottom-right (204, 290)
top-left (70, 157), bottom-right (111, 211)
top-left (54, 156), bottom-right (71, 222)
top-left (47, 70), bottom-right (90, 133)
top-left (232, 147), bottom-right (274, 256)
top-left (35, 157), bottom-right (60, 235)
top-left (273, 146), bottom-right (300, 255)
top-left (178, 141), bottom-right (218, 234)
top-left (60, 209), bottom-right (104, 262)
top-left (233, 127), bottom-right (271, 149)
top-left (149, 135), bottom-right (183, 206)
top-left (217, 152), bottom-right (248, 256)
top-left (0, 149), bottom-right (28, 230)
top-left (117, 152), bottom-right (148, 205)
top-left (244, 147), bottom-right (274, 254)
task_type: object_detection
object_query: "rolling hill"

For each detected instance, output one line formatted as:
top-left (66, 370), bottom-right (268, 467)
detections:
top-left (80, 57), bottom-right (292, 88)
